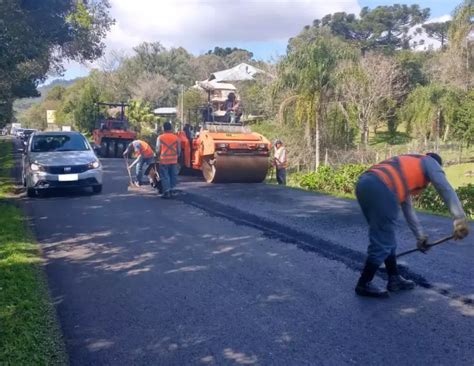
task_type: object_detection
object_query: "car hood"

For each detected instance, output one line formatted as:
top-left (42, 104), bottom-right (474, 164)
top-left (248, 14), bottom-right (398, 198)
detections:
top-left (29, 151), bottom-right (97, 166)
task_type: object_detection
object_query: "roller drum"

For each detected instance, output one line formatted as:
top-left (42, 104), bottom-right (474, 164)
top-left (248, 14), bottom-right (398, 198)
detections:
top-left (202, 154), bottom-right (269, 183)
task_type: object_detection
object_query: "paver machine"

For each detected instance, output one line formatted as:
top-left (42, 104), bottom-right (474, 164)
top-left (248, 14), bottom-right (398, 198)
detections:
top-left (177, 81), bottom-right (271, 183)
top-left (93, 102), bottom-right (136, 158)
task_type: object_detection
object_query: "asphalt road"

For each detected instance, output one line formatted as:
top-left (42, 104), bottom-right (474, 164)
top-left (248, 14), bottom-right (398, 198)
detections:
top-left (16, 140), bottom-right (474, 365)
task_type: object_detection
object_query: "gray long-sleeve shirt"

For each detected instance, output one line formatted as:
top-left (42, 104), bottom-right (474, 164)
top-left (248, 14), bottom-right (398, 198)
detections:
top-left (401, 156), bottom-right (466, 238)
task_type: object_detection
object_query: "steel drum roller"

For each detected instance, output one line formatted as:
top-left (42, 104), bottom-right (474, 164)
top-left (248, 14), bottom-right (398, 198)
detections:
top-left (202, 155), bottom-right (269, 183)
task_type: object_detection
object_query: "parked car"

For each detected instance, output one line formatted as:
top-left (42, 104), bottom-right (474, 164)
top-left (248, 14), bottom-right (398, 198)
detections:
top-left (22, 131), bottom-right (103, 197)
top-left (21, 129), bottom-right (37, 145)
top-left (16, 128), bottom-right (25, 138)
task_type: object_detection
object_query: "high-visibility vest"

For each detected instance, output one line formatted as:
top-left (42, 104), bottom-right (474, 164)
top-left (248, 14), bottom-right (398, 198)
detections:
top-left (133, 140), bottom-right (154, 159)
top-left (367, 154), bottom-right (429, 203)
top-left (159, 133), bottom-right (178, 165)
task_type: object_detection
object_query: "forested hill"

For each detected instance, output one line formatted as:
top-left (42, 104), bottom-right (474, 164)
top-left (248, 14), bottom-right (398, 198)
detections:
top-left (13, 79), bottom-right (81, 116)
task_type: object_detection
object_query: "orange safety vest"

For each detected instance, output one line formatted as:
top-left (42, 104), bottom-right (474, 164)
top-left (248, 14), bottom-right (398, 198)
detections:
top-left (159, 133), bottom-right (178, 165)
top-left (367, 154), bottom-right (429, 203)
top-left (133, 140), bottom-right (154, 159)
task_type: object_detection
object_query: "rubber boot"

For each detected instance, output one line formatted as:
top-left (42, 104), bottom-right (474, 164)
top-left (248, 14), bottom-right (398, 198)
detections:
top-left (387, 275), bottom-right (415, 292)
top-left (355, 262), bottom-right (389, 298)
top-left (384, 255), bottom-right (415, 292)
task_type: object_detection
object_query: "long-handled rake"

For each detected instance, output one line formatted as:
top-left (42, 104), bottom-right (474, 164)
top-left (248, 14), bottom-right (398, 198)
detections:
top-left (396, 235), bottom-right (455, 258)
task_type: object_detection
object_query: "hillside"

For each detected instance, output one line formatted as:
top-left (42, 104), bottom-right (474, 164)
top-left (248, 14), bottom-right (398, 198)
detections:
top-left (13, 78), bottom-right (81, 115)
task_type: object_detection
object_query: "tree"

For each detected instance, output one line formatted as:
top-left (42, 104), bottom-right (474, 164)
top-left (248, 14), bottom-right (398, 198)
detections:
top-left (336, 53), bottom-right (408, 145)
top-left (73, 80), bottom-right (101, 132)
top-left (423, 21), bottom-right (452, 48)
top-left (276, 34), bottom-right (356, 169)
top-left (297, 5), bottom-right (430, 54)
top-left (126, 100), bottom-right (159, 134)
top-left (0, 0), bottom-right (113, 126)
top-left (452, 91), bottom-right (474, 147)
top-left (129, 73), bottom-right (173, 105)
top-left (400, 84), bottom-right (460, 145)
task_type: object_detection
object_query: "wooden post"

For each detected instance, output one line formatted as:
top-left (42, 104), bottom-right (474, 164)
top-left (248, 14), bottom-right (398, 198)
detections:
top-left (324, 149), bottom-right (329, 166)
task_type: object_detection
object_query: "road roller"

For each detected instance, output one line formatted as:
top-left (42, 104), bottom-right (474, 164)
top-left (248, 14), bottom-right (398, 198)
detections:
top-left (177, 122), bottom-right (271, 183)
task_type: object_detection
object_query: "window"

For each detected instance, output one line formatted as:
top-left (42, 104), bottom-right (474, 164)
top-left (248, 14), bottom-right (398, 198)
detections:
top-left (31, 135), bottom-right (90, 152)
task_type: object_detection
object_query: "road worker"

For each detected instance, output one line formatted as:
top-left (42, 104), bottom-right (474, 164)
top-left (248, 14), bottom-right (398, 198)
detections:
top-left (273, 139), bottom-right (287, 185)
top-left (156, 122), bottom-right (181, 199)
top-left (123, 139), bottom-right (155, 187)
top-left (355, 153), bottom-right (469, 298)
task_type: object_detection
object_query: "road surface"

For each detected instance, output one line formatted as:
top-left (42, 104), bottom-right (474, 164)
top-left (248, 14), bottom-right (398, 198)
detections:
top-left (15, 140), bottom-right (474, 365)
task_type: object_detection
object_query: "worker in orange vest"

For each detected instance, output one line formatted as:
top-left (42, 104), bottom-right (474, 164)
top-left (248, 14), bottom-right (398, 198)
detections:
top-left (355, 153), bottom-right (469, 298)
top-left (123, 140), bottom-right (155, 187)
top-left (156, 122), bottom-right (181, 199)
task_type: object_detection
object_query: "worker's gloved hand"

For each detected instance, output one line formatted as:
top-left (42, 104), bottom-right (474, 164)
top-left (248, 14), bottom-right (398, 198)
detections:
top-left (453, 218), bottom-right (469, 240)
top-left (416, 235), bottom-right (429, 253)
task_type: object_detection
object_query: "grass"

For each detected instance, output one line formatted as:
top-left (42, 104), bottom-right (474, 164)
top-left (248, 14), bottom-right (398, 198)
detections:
top-left (0, 139), bottom-right (67, 365)
top-left (445, 163), bottom-right (474, 188)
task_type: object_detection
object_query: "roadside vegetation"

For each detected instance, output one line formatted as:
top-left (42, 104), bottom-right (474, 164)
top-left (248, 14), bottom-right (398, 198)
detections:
top-left (3, 2), bottom-right (473, 213)
top-left (0, 140), bottom-right (67, 365)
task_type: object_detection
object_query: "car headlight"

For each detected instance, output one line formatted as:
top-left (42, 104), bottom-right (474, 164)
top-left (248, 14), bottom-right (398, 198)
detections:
top-left (30, 163), bottom-right (44, 172)
top-left (88, 160), bottom-right (101, 169)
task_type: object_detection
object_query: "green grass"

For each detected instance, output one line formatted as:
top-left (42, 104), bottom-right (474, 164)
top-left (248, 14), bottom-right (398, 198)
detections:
top-left (445, 163), bottom-right (474, 188)
top-left (0, 139), bottom-right (67, 365)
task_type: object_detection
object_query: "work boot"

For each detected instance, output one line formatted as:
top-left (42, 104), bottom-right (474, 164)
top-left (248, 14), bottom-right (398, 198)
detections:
top-left (161, 191), bottom-right (171, 199)
top-left (355, 281), bottom-right (389, 298)
top-left (355, 261), bottom-right (389, 298)
top-left (387, 275), bottom-right (415, 292)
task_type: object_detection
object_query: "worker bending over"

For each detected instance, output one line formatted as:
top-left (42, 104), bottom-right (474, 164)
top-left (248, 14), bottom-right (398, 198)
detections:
top-left (355, 153), bottom-right (469, 298)
top-left (123, 140), bottom-right (155, 187)
top-left (273, 139), bottom-right (287, 185)
top-left (156, 122), bottom-right (181, 199)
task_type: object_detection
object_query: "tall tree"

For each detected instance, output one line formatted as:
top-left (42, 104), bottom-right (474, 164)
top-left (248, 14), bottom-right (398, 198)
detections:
top-left (336, 53), bottom-right (408, 145)
top-left (0, 0), bottom-right (113, 126)
top-left (423, 21), bottom-right (452, 48)
top-left (298, 5), bottom-right (430, 54)
top-left (276, 34), bottom-right (356, 169)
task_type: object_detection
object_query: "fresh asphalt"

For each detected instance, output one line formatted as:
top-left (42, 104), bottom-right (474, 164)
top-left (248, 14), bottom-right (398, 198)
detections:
top-left (14, 139), bottom-right (474, 365)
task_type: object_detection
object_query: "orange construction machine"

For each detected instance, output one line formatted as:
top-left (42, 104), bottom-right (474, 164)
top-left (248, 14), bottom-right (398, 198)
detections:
top-left (177, 81), bottom-right (271, 183)
top-left (93, 102), bottom-right (136, 158)
top-left (178, 123), bottom-right (271, 183)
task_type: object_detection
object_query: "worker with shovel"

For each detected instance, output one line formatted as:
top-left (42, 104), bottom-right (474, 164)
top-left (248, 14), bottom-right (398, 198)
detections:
top-left (123, 140), bottom-right (155, 187)
top-left (355, 153), bottom-right (469, 298)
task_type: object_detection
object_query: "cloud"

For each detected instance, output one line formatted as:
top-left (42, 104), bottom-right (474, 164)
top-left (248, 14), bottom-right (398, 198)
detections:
top-left (106, 0), bottom-right (361, 53)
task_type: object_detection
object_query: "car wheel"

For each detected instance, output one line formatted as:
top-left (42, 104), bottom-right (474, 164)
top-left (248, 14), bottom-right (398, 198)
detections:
top-left (27, 188), bottom-right (36, 198)
top-left (92, 185), bottom-right (102, 194)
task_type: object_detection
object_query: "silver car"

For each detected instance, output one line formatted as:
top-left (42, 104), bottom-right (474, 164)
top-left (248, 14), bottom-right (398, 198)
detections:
top-left (22, 131), bottom-right (103, 197)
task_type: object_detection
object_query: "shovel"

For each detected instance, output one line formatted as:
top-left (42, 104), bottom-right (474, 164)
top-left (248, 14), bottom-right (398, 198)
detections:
top-left (396, 235), bottom-right (455, 258)
top-left (125, 157), bottom-right (136, 189)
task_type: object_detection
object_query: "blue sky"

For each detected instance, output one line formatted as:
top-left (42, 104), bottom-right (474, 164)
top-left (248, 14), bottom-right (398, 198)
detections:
top-left (56, 0), bottom-right (457, 82)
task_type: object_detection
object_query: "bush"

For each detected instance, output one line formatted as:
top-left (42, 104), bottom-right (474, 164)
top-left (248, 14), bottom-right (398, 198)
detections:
top-left (414, 184), bottom-right (474, 219)
top-left (298, 164), bottom-right (368, 195)
top-left (297, 164), bottom-right (474, 220)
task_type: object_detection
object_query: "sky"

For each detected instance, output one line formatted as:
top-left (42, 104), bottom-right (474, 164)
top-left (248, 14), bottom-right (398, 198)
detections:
top-left (55, 0), bottom-right (457, 82)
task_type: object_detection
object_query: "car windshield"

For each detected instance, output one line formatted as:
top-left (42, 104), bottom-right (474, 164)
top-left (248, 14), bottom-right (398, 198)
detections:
top-left (31, 135), bottom-right (90, 152)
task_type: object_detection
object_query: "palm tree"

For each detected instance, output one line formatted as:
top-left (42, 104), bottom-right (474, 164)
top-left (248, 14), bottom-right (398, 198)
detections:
top-left (275, 34), bottom-right (355, 169)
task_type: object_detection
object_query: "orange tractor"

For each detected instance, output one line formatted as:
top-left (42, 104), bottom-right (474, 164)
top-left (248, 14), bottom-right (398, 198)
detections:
top-left (176, 81), bottom-right (271, 183)
top-left (93, 102), bottom-right (136, 158)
